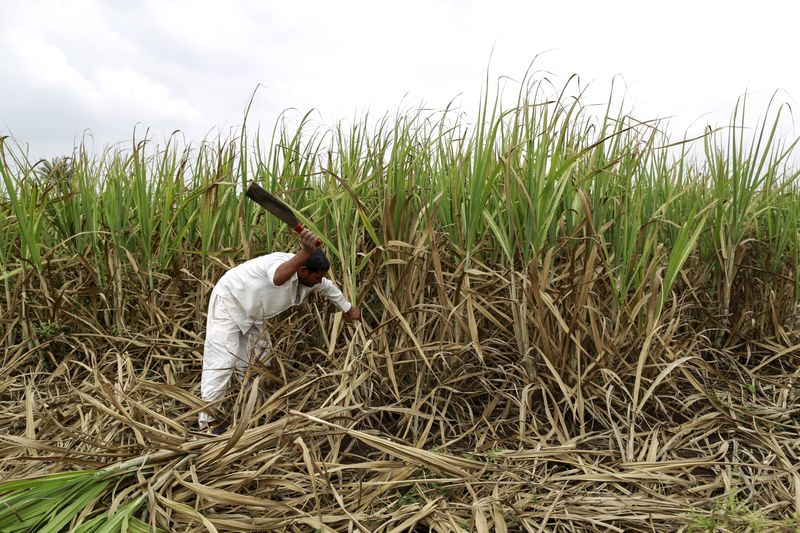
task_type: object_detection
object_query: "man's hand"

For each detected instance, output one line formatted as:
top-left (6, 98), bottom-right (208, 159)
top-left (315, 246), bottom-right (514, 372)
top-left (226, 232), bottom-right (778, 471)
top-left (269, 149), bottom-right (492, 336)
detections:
top-left (299, 228), bottom-right (321, 254)
top-left (273, 228), bottom-right (322, 286)
top-left (345, 307), bottom-right (361, 321)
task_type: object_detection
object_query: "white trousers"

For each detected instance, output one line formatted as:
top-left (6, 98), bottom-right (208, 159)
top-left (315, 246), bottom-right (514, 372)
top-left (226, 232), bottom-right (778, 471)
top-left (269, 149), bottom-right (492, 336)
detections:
top-left (199, 290), bottom-right (272, 429)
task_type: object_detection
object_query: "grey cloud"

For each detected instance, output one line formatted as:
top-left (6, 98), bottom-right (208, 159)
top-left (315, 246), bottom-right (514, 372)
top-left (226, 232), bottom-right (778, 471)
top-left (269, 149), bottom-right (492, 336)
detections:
top-left (1, 0), bottom-right (798, 162)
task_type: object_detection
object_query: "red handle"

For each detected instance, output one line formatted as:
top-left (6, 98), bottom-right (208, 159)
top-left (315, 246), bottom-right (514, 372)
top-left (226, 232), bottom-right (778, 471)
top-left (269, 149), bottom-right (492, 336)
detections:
top-left (294, 224), bottom-right (322, 246)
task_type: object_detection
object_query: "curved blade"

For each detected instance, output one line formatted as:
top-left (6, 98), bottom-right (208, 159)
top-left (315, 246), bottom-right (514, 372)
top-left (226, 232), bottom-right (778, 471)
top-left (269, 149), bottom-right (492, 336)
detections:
top-left (245, 181), bottom-right (300, 228)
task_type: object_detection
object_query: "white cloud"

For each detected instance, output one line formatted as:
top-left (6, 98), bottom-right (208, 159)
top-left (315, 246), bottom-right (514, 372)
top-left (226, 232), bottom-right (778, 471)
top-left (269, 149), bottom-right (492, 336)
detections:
top-left (2, 30), bottom-right (199, 122)
top-left (3, 31), bottom-right (98, 102)
top-left (0, 0), bottom-right (797, 160)
top-left (92, 66), bottom-right (200, 123)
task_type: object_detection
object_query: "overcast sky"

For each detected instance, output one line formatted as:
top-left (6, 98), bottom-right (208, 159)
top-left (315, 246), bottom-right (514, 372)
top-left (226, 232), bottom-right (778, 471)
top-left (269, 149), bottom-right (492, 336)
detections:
top-left (1, 0), bottom-right (798, 162)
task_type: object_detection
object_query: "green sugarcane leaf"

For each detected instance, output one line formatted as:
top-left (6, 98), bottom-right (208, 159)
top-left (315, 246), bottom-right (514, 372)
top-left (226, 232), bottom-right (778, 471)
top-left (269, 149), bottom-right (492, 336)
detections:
top-left (35, 478), bottom-right (111, 533)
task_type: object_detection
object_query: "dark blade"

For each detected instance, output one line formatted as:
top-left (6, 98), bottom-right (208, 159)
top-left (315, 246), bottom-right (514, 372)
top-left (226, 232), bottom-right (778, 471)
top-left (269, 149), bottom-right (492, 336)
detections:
top-left (245, 181), bottom-right (300, 229)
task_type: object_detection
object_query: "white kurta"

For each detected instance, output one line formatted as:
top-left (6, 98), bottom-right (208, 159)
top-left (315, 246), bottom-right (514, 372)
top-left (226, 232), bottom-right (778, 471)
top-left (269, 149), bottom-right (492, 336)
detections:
top-left (199, 253), bottom-right (352, 428)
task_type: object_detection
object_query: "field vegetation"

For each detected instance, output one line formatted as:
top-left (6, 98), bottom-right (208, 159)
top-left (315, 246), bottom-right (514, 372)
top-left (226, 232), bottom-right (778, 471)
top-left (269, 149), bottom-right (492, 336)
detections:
top-left (1, 73), bottom-right (800, 531)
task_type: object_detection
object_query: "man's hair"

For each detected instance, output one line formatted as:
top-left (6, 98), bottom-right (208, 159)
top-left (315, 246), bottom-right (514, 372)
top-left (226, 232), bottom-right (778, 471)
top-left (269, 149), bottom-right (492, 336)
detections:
top-left (302, 249), bottom-right (330, 272)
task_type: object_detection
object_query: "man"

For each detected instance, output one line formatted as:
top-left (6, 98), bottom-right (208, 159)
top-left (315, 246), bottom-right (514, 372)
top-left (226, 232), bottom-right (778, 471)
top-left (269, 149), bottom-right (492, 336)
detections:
top-left (199, 229), bottom-right (361, 432)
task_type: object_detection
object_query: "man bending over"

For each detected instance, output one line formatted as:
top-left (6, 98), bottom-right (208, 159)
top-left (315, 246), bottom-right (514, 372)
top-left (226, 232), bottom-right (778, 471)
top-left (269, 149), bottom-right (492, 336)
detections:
top-left (199, 229), bottom-right (361, 432)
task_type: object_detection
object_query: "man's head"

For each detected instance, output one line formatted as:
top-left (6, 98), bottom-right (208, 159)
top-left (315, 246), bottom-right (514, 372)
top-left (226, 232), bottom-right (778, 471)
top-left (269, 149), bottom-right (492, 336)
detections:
top-left (297, 248), bottom-right (330, 287)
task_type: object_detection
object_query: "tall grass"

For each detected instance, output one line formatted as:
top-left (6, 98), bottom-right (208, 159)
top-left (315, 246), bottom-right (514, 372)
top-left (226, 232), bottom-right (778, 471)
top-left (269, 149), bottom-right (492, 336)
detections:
top-left (2, 86), bottom-right (796, 305)
top-left (1, 74), bottom-right (800, 531)
top-left (0, 76), bottom-right (797, 375)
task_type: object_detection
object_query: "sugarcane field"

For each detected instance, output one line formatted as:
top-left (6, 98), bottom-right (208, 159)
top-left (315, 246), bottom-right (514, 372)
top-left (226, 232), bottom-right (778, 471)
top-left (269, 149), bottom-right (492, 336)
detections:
top-left (3, 67), bottom-right (800, 532)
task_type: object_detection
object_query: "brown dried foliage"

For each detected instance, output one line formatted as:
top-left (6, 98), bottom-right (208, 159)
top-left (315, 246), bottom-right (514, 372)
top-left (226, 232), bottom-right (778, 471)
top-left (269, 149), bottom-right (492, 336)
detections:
top-left (1, 231), bottom-right (800, 532)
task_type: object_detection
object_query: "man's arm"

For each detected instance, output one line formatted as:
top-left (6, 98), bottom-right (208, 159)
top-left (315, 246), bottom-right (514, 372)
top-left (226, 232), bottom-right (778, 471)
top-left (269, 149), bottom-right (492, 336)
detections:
top-left (273, 229), bottom-right (318, 286)
top-left (345, 306), bottom-right (361, 320)
top-left (316, 279), bottom-right (361, 321)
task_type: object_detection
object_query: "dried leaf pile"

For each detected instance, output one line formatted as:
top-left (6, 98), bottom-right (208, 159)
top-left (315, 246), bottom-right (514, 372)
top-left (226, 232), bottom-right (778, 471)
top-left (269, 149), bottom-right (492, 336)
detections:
top-left (2, 78), bottom-right (800, 530)
top-left (2, 235), bottom-right (800, 532)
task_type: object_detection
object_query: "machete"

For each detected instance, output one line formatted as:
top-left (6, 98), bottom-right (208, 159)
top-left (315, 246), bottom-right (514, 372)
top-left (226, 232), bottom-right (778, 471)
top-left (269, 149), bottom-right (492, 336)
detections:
top-left (245, 181), bottom-right (322, 245)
